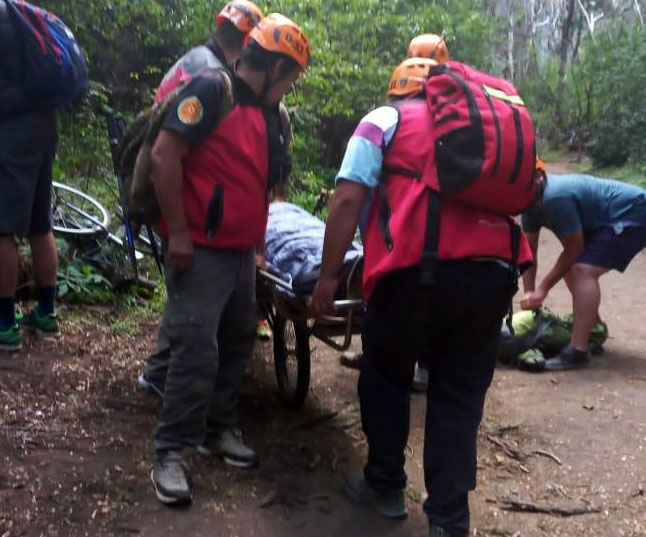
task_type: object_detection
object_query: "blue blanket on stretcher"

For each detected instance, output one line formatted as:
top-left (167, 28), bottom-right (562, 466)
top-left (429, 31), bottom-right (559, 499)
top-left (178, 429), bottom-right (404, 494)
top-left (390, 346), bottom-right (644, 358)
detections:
top-left (266, 201), bottom-right (363, 294)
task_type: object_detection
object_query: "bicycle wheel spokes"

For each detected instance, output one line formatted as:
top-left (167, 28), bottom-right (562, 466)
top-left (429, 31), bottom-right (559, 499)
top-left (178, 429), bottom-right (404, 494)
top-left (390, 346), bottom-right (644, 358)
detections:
top-left (52, 181), bottom-right (111, 237)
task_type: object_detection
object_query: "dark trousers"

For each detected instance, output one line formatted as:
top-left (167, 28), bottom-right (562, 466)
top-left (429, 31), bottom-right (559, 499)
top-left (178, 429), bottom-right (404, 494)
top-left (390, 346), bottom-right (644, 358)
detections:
top-left (154, 247), bottom-right (256, 453)
top-left (359, 261), bottom-right (514, 536)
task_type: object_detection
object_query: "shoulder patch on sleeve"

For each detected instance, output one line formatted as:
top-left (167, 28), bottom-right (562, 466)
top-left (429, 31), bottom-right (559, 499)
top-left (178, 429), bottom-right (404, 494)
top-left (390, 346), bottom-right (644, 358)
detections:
top-left (177, 96), bottom-right (204, 125)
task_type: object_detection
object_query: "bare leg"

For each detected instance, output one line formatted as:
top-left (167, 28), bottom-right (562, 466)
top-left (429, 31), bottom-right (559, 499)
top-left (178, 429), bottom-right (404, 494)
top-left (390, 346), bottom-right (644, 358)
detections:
top-left (565, 269), bottom-right (602, 324)
top-left (568, 263), bottom-right (608, 351)
top-left (28, 232), bottom-right (57, 287)
top-left (0, 235), bottom-right (19, 297)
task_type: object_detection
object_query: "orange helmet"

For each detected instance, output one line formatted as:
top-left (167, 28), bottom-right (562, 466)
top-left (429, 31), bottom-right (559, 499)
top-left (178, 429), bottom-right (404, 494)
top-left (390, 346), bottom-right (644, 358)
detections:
top-left (406, 34), bottom-right (450, 63)
top-left (387, 57), bottom-right (438, 98)
top-left (215, 1), bottom-right (263, 34)
top-left (247, 13), bottom-right (311, 73)
top-left (535, 157), bottom-right (546, 175)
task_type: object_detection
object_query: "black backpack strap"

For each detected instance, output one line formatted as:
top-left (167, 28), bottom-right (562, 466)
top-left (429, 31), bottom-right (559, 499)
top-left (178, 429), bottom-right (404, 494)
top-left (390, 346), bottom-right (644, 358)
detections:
top-left (378, 184), bottom-right (394, 251)
top-left (262, 105), bottom-right (289, 191)
top-left (420, 189), bottom-right (442, 286)
top-left (374, 105), bottom-right (403, 249)
top-left (381, 165), bottom-right (422, 180)
top-left (506, 218), bottom-right (521, 334)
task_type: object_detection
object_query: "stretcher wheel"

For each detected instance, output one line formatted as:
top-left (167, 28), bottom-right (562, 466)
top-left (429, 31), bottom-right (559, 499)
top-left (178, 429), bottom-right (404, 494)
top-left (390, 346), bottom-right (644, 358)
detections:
top-left (273, 313), bottom-right (311, 409)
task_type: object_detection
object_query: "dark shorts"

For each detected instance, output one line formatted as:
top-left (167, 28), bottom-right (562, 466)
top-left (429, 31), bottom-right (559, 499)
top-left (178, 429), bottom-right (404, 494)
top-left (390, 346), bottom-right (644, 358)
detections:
top-left (0, 112), bottom-right (57, 236)
top-left (579, 225), bottom-right (646, 272)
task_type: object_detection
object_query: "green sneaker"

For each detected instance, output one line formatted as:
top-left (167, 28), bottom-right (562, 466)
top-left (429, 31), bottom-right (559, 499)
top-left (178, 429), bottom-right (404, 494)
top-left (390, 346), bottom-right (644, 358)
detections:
top-left (0, 324), bottom-right (22, 351)
top-left (256, 320), bottom-right (272, 341)
top-left (430, 525), bottom-right (466, 537)
top-left (20, 308), bottom-right (60, 338)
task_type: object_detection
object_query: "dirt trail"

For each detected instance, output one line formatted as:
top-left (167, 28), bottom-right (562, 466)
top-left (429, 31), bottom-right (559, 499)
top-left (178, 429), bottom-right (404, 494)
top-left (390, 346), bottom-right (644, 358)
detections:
top-left (1, 162), bottom-right (645, 537)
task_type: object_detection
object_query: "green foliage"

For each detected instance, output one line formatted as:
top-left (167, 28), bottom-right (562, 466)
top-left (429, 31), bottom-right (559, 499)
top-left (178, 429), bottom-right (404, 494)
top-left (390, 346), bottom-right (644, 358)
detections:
top-left (45, 0), bottom-right (496, 206)
top-left (57, 260), bottom-right (111, 302)
top-left (44, 0), bottom-right (643, 208)
top-left (522, 24), bottom-right (646, 170)
top-left (54, 240), bottom-right (109, 303)
top-left (580, 28), bottom-right (646, 167)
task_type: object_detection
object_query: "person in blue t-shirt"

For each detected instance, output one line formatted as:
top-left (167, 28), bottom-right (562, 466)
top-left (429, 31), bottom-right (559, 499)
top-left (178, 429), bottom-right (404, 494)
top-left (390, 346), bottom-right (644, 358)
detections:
top-left (521, 172), bottom-right (646, 370)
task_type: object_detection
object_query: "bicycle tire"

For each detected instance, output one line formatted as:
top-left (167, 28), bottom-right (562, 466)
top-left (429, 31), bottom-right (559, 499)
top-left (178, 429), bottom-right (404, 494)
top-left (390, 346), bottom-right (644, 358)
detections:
top-left (52, 181), bottom-right (111, 238)
top-left (273, 313), bottom-right (311, 409)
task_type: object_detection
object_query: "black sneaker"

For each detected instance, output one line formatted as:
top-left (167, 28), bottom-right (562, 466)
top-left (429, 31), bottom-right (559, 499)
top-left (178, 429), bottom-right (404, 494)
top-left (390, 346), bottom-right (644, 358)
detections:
top-left (137, 372), bottom-right (165, 398)
top-left (151, 450), bottom-right (192, 505)
top-left (343, 473), bottom-right (407, 519)
top-left (544, 344), bottom-right (591, 371)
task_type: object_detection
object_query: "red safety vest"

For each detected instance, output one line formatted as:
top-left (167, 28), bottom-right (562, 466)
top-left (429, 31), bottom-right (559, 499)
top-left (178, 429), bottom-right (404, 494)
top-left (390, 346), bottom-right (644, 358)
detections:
top-left (155, 49), bottom-right (269, 250)
top-left (157, 105), bottom-right (269, 250)
top-left (362, 99), bottom-right (533, 299)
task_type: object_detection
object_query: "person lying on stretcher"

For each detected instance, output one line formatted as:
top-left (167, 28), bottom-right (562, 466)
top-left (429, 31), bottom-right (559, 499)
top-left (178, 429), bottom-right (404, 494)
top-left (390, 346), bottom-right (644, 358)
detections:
top-left (265, 199), bottom-right (363, 296)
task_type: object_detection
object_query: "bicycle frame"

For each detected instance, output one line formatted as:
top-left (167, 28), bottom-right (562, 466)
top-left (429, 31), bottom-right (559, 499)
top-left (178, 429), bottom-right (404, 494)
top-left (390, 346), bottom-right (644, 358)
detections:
top-left (104, 110), bottom-right (164, 278)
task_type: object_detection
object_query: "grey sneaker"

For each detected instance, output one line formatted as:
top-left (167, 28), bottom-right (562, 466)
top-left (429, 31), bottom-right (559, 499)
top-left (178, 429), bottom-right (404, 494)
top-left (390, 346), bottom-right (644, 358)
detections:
top-left (197, 428), bottom-right (259, 468)
top-left (151, 450), bottom-right (192, 505)
top-left (544, 344), bottom-right (591, 371)
top-left (343, 473), bottom-right (407, 519)
top-left (412, 363), bottom-right (429, 392)
top-left (138, 372), bottom-right (165, 398)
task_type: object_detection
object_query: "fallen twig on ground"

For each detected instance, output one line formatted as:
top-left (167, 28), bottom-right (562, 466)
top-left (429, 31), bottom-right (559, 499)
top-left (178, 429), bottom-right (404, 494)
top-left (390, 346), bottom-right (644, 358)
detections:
top-left (0, 380), bottom-right (16, 403)
top-left (487, 435), bottom-right (523, 461)
top-left (334, 418), bottom-right (361, 430)
top-left (531, 449), bottom-right (563, 466)
top-left (494, 424), bottom-right (521, 435)
top-left (497, 497), bottom-right (601, 517)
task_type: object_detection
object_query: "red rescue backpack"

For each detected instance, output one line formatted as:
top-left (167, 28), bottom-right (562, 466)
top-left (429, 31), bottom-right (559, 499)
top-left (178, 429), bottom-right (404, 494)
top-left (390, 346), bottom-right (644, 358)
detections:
top-left (423, 61), bottom-right (537, 215)
top-left (375, 63), bottom-right (537, 327)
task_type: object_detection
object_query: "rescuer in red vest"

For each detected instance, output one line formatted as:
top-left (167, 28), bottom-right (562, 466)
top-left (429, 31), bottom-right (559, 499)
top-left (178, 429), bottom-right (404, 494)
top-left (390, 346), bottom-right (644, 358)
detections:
top-left (148, 13), bottom-right (310, 506)
top-left (310, 58), bottom-right (532, 537)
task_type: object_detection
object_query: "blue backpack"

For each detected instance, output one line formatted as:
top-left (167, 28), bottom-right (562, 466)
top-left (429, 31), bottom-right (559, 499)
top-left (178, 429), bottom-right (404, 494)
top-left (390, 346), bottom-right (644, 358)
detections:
top-left (6, 0), bottom-right (88, 109)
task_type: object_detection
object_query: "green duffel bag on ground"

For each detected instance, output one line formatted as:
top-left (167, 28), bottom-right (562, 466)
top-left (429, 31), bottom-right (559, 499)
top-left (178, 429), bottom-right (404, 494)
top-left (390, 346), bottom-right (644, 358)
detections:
top-left (498, 308), bottom-right (610, 367)
top-left (562, 313), bottom-right (609, 353)
top-left (498, 308), bottom-right (563, 364)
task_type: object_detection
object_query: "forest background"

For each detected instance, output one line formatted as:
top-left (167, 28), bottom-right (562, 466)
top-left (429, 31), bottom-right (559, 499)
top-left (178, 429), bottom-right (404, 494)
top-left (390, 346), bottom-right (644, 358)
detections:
top-left (41, 0), bottom-right (646, 209)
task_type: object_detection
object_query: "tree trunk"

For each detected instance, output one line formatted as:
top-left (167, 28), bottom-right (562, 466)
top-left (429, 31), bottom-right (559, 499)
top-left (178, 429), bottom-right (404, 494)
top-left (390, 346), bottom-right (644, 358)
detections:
top-left (508, 7), bottom-right (515, 80)
top-left (555, 0), bottom-right (577, 130)
top-left (558, 0), bottom-right (577, 83)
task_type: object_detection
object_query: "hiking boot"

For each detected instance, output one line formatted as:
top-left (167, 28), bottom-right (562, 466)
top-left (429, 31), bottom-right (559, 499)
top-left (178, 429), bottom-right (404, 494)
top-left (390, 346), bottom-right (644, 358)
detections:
top-left (343, 473), bottom-right (408, 519)
top-left (20, 308), bottom-right (60, 338)
top-left (137, 372), bottom-right (165, 398)
top-left (430, 525), bottom-right (465, 537)
top-left (151, 450), bottom-right (192, 505)
top-left (256, 319), bottom-right (272, 341)
top-left (0, 324), bottom-right (21, 351)
top-left (197, 428), bottom-right (259, 468)
top-left (412, 363), bottom-right (429, 392)
top-left (544, 344), bottom-right (591, 371)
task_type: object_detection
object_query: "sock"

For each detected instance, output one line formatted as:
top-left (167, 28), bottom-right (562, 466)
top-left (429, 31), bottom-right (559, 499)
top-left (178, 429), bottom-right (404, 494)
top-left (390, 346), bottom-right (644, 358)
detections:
top-left (0, 296), bottom-right (16, 331)
top-left (36, 287), bottom-right (56, 316)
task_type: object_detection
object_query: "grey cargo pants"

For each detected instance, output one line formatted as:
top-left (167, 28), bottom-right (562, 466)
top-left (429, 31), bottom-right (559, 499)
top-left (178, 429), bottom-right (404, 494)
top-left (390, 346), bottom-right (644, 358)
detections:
top-left (153, 246), bottom-right (256, 453)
